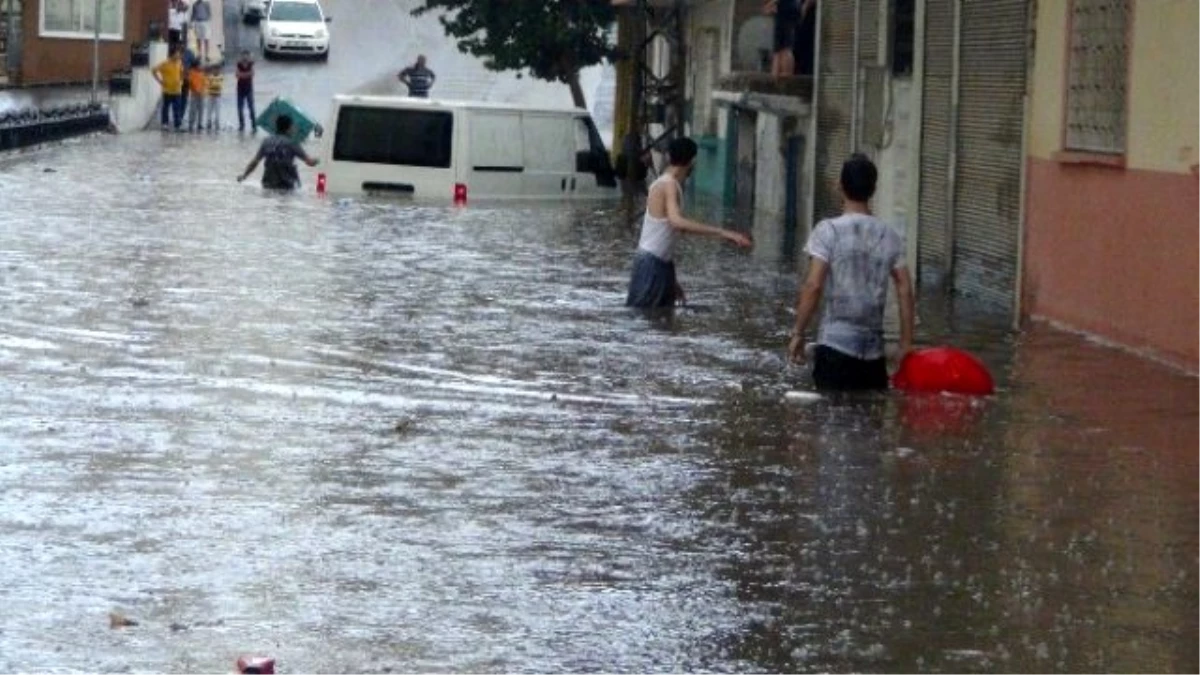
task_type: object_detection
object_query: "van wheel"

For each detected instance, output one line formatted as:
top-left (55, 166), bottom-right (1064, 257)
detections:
top-left (318, 50), bottom-right (329, 62)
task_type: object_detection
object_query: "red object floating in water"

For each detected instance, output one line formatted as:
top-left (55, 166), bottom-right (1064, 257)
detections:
top-left (237, 656), bottom-right (275, 674)
top-left (892, 346), bottom-right (995, 396)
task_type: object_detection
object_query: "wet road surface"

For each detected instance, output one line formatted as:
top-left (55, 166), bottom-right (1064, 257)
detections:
top-left (0, 126), bottom-right (1196, 673)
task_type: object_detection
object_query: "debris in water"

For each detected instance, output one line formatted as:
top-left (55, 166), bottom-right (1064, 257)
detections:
top-left (169, 622), bottom-right (188, 632)
top-left (896, 447), bottom-right (916, 459)
top-left (108, 612), bottom-right (138, 628)
top-left (784, 390), bottom-right (821, 403)
top-left (393, 419), bottom-right (415, 435)
top-left (43, 167), bottom-right (56, 173)
top-left (237, 656), bottom-right (276, 674)
top-left (131, 297), bottom-right (150, 308)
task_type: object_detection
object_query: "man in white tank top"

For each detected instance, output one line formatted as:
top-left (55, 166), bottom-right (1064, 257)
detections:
top-left (626, 138), bottom-right (753, 308)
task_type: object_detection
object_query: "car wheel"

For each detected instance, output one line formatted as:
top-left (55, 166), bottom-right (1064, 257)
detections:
top-left (318, 49), bottom-right (329, 62)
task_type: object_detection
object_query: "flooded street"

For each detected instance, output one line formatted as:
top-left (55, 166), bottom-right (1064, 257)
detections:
top-left (2, 2), bottom-right (1198, 667)
top-left (0, 127), bottom-right (1195, 673)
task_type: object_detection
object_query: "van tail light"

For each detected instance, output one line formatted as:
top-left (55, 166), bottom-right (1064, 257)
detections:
top-left (453, 183), bottom-right (468, 204)
top-left (316, 172), bottom-right (327, 195)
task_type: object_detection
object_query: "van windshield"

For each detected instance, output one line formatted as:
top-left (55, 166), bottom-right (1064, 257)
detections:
top-left (333, 107), bottom-right (454, 168)
top-left (269, 2), bottom-right (322, 22)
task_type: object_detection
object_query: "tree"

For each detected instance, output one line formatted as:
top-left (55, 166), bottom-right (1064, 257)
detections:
top-left (412, 0), bottom-right (619, 110)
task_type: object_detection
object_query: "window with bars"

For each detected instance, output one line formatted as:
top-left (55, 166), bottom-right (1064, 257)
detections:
top-left (1064, 0), bottom-right (1129, 154)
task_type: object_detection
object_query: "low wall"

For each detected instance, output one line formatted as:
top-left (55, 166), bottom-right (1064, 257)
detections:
top-left (0, 105), bottom-right (111, 152)
top-left (110, 41), bottom-right (170, 132)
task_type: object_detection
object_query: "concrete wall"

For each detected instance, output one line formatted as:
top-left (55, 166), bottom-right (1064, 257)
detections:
top-left (871, 76), bottom-right (918, 255)
top-left (1022, 0), bottom-right (1199, 371)
top-left (110, 38), bottom-right (166, 132)
top-left (20, 0), bottom-right (165, 86)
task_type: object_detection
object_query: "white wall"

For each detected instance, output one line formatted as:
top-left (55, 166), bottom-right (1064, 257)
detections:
top-left (111, 41), bottom-right (170, 133)
top-left (872, 76), bottom-right (918, 243)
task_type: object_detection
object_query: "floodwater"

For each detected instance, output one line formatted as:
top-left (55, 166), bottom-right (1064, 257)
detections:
top-left (0, 129), bottom-right (1194, 673)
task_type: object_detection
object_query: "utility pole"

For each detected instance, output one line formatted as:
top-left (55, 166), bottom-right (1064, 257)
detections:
top-left (91, 0), bottom-right (100, 103)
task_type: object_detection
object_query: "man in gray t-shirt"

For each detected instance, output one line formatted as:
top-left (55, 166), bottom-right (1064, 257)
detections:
top-left (236, 114), bottom-right (319, 190)
top-left (788, 153), bottom-right (915, 390)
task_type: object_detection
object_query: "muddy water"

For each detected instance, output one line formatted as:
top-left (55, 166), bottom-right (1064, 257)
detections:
top-left (0, 133), bottom-right (1196, 673)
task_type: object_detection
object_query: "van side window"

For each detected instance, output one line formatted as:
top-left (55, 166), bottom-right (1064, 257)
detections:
top-left (334, 106), bottom-right (454, 168)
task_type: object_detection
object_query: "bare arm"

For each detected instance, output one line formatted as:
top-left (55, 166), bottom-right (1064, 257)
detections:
top-left (788, 257), bottom-right (828, 363)
top-left (238, 146), bottom-right (264, 182)
top-left (663, 183), bottom-right (751, 247)
top-left (293, 142), bottom-right (319, 167)
top-left (891, 265), bottom-right (915, 357)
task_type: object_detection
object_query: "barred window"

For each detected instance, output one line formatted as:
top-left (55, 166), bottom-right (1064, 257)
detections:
top-left (1065, 0), bottom-right (1129, 154)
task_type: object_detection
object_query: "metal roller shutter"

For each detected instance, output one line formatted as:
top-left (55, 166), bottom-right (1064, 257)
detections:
top-left (813, 0), bottom-right (856, 222)
top-left (917, 0), bottom-right (954, 285)
top-left (952, 0), bottom-right (1028, 309)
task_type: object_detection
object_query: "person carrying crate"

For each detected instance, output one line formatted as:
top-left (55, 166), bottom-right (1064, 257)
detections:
top-left (236, 114), bottom-right (319, 190)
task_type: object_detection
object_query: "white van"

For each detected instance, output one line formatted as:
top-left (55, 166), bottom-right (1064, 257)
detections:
top-left (317, 95), bottom-right (617, 201)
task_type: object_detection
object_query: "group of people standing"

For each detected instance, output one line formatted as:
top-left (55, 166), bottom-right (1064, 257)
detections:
top-left (152, 48), bottom-right (258, 133)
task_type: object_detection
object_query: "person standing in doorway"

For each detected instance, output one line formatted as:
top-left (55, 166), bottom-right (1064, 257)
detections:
top-left (763, 0), bottom-right (804, 77)
top-left (152, 47), bottom-right (185, 130)
top-left (235, 50), bottom-right (257, 132)
top-left (625, 137), bottom-right (753, 309)
top-left (237, 115), bottom-right (320, 190)
top-left (787, 153), bottom-right (915, 390)
top-left (398, 55), bottom-right (436, 98)
top-left (190, 0), bottom-right (213, 63)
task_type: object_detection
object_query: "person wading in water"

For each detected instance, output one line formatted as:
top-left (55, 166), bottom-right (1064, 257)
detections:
top-left (236, 114), bottom-right (319, 190)
top-left (625, 137), bottom-right (752, 309)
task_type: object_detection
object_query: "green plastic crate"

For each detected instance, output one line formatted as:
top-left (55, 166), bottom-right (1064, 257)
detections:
top-left (256, 97), bottom-right (319, 144)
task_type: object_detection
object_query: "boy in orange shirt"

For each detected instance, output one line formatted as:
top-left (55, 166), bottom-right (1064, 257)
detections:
top-left (185, 62), bottom-right (207, 132)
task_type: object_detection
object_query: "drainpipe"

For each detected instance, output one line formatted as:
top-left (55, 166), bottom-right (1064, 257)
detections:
top-left (91, 0), bottom-right (100, 103)
top-left (850, 0), bottom-right (861, 150)
top-left (803, 0), bottom-right (823, 238)
top-left (905, 0), bottom-right (927, 274)
top-left (944, 0), bottom-right (962, 289)
top-left (1013, 0), bottom-right (1036, 329)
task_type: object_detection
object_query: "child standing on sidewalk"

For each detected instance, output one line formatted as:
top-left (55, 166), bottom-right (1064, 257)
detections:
top-left (205, 65), bottom-right (223, 131)
top-left (186, 61), bottom-right (207, 132)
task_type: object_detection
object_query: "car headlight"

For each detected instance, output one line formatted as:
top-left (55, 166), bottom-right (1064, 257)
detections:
top-left (314, 29), bottom-right (326, 38)
top-left (269, 27), bottom-right (280, 36)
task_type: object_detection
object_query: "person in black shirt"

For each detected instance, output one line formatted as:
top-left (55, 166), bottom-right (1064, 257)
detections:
top-left (237, 115), bottom-right (319, 190)
top-left (398, 55), bottom-right (436, 98)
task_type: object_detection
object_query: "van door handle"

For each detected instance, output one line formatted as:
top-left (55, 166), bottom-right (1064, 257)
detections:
top-left (571, 177), bottom-right (576, 191)
top-left (561, 178), bottom-right (567, 191)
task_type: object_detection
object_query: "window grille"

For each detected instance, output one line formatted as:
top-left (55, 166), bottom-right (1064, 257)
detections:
top-left (1065, 0), bottom-right (1128, 154)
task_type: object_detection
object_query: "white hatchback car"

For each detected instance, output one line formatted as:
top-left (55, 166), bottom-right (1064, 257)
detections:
top-left (260, 0), bottom-right (331, 61)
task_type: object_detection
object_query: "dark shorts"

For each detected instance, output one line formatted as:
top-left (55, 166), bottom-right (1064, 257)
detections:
top-left (812, 345), bottom-right (889, 391)
top-left (774, 1), bottom-right (800, 52)
top-left (626, 251), bottom-right (678, 309)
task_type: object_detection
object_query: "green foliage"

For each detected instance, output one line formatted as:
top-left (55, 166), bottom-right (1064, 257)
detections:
top-left (412, 0), bottom-right (619, 85)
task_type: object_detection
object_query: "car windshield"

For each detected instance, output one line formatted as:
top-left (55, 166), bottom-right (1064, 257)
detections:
top-left (269, 2), bottom-right (322, 21)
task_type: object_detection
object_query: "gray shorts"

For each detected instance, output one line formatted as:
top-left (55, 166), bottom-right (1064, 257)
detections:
top-left (193, 21), bottom-right (210, 40)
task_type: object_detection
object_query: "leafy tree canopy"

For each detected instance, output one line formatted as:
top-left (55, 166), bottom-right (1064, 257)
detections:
top-left (412, 0), bottom-right (619, 107)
